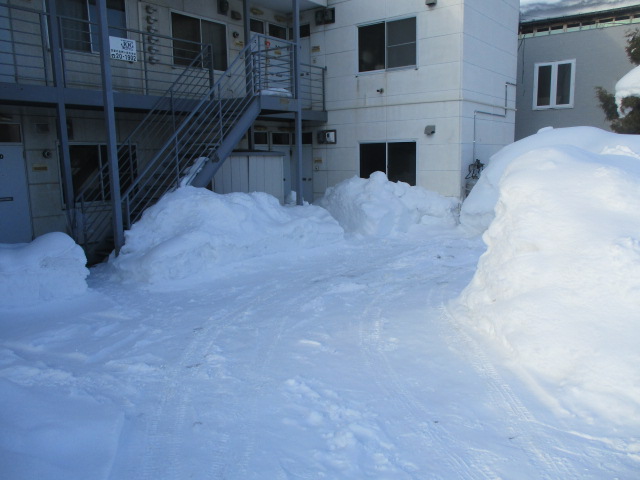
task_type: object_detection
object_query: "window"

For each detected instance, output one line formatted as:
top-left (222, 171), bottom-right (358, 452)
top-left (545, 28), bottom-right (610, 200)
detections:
top-left (533, 59), bottom-right (575, 109)
top-left (172, 12), bottom-right (227, 70)
top-left (68, 144), bottom-right (136, 202)
top-left (358, 17), bottom-right (416, 72)
top-left (57, 0), bottom-right (126, 52)
top-left (251, 19), bottom-right (289, 40)
top-left (360, 142), bottom-right (416, 185)
top-left (0, 124), bottom-right (22, 143)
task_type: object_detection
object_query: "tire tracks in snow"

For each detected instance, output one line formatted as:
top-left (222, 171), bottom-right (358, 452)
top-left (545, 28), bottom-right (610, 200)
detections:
top-left (137, 283), bottom-right (284, 480)
top-left (442, 290), bottom-right (582, 479)
top-left (354, 271), bottom-right (492, 479)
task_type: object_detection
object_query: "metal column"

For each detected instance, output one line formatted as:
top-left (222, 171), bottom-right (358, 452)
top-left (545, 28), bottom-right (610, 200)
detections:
top-left (243, 0), bottom-right (254, 150)
top-left (45, 0), bottom-right (75, 237)
top-left (96, 0), bottom-right (124, 254)
top-left (292, 0), bottom-right (303, 205)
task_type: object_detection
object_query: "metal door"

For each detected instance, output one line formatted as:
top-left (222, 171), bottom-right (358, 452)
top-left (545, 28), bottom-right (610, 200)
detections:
top-left (0, 145), bottom-right (32, 243)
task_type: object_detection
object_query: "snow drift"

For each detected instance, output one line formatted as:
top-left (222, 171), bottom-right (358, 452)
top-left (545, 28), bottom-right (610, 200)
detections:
top-left (110, 187), bottom-right (344, 284)
top-left (456, 127), bottom-right (640, 428)
top-left (0, 232), bottom-right (88, 307)
top-left (460, 126), bottom-right (640, 234)
top-left (319, 171), bottom-right (459, 237)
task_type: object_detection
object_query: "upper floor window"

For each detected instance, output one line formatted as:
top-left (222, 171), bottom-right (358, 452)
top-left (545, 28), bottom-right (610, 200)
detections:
top-left (172, 12), bottom-right (227, 71)
top-left (533, 59), bottom-right (576, 109)
top-left (358, 17), bottom-right (416, 72)
top-left (57, 0), bottom-right (126, 52)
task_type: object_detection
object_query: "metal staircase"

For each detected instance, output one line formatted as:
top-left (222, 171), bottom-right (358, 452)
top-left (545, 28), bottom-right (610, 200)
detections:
top-left (73, 34), bottom-right (296, 262)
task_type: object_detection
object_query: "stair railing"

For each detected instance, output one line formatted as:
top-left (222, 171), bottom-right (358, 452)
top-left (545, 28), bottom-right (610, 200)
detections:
top-left (120, 34), bottom-right (295, 228)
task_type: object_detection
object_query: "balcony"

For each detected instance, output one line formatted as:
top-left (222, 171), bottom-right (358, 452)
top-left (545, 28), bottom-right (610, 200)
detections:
top-left (0, 2), bottom-right (326, 115)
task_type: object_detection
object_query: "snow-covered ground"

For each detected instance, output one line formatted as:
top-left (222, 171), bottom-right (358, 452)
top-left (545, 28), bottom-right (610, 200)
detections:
top-left (1, 127), bottom-right (640, 479)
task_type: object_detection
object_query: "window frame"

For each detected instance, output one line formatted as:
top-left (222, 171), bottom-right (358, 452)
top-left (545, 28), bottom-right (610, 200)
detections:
top-left (357, 16), bottom-right (417, 73)
top-left (171, 11), bottom-right (228, 71)
top-left (57, 0), bottom-right (127, 53)
top-left (359, 141), bottom-right (417, 186)
top-left (533, 59), bottom-right (576, 110)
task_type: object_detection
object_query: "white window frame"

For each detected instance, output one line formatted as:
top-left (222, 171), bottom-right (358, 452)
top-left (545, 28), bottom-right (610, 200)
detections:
top-left (357, 16), bottom-right (417, 73)
top-left (533, 59), bottom-right (576, 110)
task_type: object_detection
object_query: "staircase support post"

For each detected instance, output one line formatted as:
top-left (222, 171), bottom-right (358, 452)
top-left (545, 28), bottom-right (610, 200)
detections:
top-left (293, 0), bottom-right (304, 205)
top-left (96, 0), bottom-right (124, 254)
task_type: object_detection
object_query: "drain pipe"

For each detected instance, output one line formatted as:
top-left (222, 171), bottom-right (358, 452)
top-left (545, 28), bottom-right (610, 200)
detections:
top-left (472, 82), bottom-right (517, 164)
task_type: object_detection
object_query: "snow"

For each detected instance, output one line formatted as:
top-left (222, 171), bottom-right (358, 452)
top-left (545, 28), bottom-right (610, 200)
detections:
top-left (457, 128), bottom-right (640, 429)
top-left (615, 64), bottom-right (640, 117)
top-left (0, 232), bottom-right (88, 307)
top-left (319, 171), bottom-right (459, 237)
top-left (110, 187), bottom-right (343, 284)
top-left (2, 129), bottom-right (640, 479)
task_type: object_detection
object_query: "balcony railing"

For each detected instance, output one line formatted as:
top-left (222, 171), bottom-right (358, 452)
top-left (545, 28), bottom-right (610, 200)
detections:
top-left (0, 2), bottom-right (326, 108)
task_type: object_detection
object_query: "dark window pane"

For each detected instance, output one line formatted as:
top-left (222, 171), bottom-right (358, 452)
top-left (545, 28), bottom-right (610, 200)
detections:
top-left (536, 65), bottom-right (552, 106)
top-left (172, 13), bottom-right (200, 66)
top-left (70, 145), bottom-right (102, 198)
top-left (387, 18), bottom-right (415, 48)
top-left (358, 22), bottom-right (385, 72)
top-left (387, 18), bottom-right (417, 68)
top-left (387, 142), bottom-right (416, 185)
top-left (268, 24), bottom-right (287, 40)
top-left (556, 62), bottom-right (572, 105)
top-left (387, 43), bottom-right (416, 69)
top-left (254, 132), bottom-right (268, 144)
top-left (300, 24), bottom-right (311, 38)
top-left (250, 19), bottom-right (264, 34)
top-left (272, 133), bottom-right (290, 145)
top-left (202, 20), bottom-right (227, 70)
top-left (360, 143), bottom-right (386, 179)
top-left (0, 124), bottom-right (21, 143)
top-left (57, 0), bottom-right (91, 51)
top-left (302, 132), bottom-right (313, 144)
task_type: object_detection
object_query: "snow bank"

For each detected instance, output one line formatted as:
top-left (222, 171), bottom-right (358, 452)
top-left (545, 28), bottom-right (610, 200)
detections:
top-left (615, 64), bottom-right (640, 117)
top-left (318, 172), bottom-right (459, 237)
top-left (460, 126), bottom-right (640, 234)
top-left (110, 187), bottom-right (343, 284)
top-left (456, 133), bottom-right (640, 428)
top-left (0, 232), bottom-right (89, 307)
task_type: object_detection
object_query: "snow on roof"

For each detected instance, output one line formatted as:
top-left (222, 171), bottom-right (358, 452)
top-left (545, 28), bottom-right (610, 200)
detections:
top-left (520, 0), bottom-right (640, 23)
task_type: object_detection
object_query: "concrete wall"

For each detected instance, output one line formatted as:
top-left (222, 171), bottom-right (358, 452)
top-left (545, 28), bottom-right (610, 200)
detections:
top-left (516, 24), bottom-right (634, 140)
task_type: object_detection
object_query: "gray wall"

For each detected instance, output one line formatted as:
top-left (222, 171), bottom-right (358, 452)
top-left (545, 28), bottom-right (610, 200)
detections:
top-left (516, 25), bottom-right (635, 140)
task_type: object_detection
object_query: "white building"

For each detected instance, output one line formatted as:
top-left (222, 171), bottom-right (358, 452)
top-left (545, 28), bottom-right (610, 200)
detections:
top-left (0, 0), bottom-right (518, 261)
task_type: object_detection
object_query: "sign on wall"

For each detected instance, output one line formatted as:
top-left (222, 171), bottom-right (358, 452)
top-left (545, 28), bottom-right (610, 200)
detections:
top-left (109, 36), bottom-right (137, 62)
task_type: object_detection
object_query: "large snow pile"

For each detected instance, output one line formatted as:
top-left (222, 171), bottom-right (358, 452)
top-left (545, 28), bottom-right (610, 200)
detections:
top-left (615, 64), bottom-right (640, 116)
top-left (110, 187), bottom-right (343, 284)
top-left (456, 127), bottom-right (640, 428)
top-left (0, 232), bottom-right (88, 307)
top-left (319, 171), bottom-right (459, 236)
top-left (460, 126), bottom-right (640, 234)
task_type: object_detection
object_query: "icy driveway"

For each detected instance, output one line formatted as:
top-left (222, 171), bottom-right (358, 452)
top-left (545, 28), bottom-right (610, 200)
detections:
top-left (2, 229), bottom-right (635, 479)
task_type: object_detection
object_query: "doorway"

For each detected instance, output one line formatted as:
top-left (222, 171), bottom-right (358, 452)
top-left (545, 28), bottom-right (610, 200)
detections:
top-left (0, 126), bottom-right (32, 242)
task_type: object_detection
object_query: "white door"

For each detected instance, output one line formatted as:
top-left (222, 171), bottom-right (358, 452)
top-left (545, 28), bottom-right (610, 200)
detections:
top-left (0, 145), bottom-right (32, 243)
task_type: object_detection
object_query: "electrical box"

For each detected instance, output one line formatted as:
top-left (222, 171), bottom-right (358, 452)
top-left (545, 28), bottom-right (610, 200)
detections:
top-left (315, 8), bottom-right (336, 26)
top-left (317, 130), bottom-right (337, 144)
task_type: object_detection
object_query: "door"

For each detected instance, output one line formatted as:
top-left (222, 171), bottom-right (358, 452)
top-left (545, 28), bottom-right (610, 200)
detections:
top-left (0, 144), bottom-right (32, 243)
